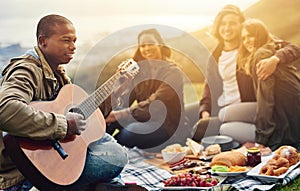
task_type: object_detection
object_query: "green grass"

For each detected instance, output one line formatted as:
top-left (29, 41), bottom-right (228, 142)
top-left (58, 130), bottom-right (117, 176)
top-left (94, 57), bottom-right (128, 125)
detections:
top-left (272, 176), bottom-right (300, 191)
top-left (225, 176), bottom-right (300, 191)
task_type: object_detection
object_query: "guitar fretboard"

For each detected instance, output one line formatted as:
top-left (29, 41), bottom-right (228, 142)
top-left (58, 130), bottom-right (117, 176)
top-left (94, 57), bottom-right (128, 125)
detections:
top-left (77, 72), bottom-right (122, 118)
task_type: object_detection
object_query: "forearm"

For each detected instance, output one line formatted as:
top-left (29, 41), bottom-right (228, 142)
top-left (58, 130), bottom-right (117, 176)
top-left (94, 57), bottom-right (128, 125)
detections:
top-left (99, 95), bottom-right (115, 118)
top-left (275, 42), bottom-right (300, 65)
top-left (131, 81), bottom-right (182, 122)
top-left (199, 83), bottom-right (211, 118)
top-left (0, 100), bottom-right (67, 140)
top-left (0, 69), bottom-right (67, 140)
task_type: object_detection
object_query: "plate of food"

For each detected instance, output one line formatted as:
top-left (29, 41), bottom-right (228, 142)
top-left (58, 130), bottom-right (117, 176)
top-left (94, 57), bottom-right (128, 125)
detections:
top-left (247, 146), bottom-right (300, 183)
top-left (210, 165), bottom-right (250, 177)
top-left (208, 148), bottom-right (250, 176)
top-left (159, 173), bottom-right (226, 190)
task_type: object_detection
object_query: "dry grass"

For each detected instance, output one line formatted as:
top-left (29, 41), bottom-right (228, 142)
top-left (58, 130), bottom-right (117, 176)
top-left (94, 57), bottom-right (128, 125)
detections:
top-left (183, 82), bottom-right (204, 105)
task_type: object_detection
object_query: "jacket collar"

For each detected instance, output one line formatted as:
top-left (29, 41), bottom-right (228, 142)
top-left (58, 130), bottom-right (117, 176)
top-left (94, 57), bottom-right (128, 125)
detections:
top-left (34, 46), bottom-right (57, 80)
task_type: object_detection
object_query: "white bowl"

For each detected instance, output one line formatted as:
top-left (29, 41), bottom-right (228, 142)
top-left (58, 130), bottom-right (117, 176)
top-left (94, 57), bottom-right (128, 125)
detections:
top-left (161, 149), bottom-right (187, 164)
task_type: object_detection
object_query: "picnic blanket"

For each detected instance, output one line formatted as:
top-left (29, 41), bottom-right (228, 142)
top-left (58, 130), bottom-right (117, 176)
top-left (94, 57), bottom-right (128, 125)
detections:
top-left (121, 147), bottom-right (173, 190)
top-left (121, 147), bottom-right (300, 191)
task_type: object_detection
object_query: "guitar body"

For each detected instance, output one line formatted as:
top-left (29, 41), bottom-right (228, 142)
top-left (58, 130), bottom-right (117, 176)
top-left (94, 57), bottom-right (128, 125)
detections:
top-left (3, 84), bottom-right (106, 190)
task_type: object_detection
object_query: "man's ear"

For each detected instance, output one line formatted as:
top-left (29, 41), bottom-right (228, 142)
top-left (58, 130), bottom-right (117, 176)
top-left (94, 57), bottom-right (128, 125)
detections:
top-left (38, 35), bottom-right (47, 47)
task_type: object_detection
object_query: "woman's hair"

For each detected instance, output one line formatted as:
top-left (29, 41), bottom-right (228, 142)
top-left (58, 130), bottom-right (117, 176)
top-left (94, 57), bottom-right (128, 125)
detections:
top-left (212, 4), bottom-right (245, 43)
top-left (133, 28), bottom-right (171, 61)
top-left (36, 14), bottom-right (73, 39)
top-left (237, 18), bottom-right (272, 75)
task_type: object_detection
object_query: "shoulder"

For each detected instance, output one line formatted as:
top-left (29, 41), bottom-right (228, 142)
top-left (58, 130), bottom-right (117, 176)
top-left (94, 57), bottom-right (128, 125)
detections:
top-left (166, 61), bottom-right (184, 78)
top-left (9, 54), bottom-right (41, 69)
top-left (159, 59), bottom-right (181, 71)
top-left (206, 44), bottom-right (223, 69)
top-left (2, 55), bottom-right (42, 79)
top-left (154, 61), bottom-right (184, 84)
top-left (210, 44), bottom-right (223, 62)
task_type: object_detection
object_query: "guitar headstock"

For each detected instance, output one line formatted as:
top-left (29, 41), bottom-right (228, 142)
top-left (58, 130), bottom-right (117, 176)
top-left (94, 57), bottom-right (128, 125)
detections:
top-left (118, 58), bottom-right (139, 76)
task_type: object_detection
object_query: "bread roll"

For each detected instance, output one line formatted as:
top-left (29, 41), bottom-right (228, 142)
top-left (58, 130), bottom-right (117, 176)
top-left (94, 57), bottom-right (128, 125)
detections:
top-left (162, 144), bottom-right (185, 153)
top-left (275, 146), bottom-right (299, 166)
top-left (210, 151), bottom-right (247, 167)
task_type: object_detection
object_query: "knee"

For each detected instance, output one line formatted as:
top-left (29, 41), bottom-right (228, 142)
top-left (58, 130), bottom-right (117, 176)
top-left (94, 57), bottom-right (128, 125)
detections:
top-left (258, 75), bottom-right (275, 88)
top-left (89, 141), bottom-right (128, 168)
top-left (102, 143), bottom-right (128, 180)
top-left (106, 142), bottom-right (128, 167)
top-left (77, 142), bottom-right (128, 185)
top-left (220, 122), bottom-right (255, 144)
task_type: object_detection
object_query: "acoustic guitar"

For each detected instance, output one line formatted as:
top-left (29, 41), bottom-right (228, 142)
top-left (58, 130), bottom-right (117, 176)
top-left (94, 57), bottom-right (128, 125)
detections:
top-left (3, 59), bottom-right (139, 191)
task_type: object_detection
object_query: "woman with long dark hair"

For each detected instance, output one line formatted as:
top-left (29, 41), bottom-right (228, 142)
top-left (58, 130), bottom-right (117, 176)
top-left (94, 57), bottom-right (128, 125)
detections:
top-left (106, 28), bottom-right (185, 151)
top-left (238, 18), bottom-right (300, 150)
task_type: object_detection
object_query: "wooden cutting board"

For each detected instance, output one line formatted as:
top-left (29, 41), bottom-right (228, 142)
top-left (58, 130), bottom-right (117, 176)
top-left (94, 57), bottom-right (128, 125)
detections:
top-left (144, 156), bottom-right (210, 174)
top-left (144, 157), bottom-right (172, 172)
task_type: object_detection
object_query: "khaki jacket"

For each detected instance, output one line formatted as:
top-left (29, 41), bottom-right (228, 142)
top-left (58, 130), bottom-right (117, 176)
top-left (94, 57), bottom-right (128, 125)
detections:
top-left (0, 47), bottom-right (70, 188)
top-left (0, 46), bottom-right (113, 189)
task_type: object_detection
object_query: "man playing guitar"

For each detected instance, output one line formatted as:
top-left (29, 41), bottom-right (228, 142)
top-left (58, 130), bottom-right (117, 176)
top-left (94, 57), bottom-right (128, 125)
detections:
top-left (0, 14), bottom-right (136, 191)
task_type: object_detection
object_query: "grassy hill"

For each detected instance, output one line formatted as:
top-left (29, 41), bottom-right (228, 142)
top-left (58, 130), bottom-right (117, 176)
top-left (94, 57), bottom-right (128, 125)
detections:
top-left (245, 0), bottom-right (300, 46)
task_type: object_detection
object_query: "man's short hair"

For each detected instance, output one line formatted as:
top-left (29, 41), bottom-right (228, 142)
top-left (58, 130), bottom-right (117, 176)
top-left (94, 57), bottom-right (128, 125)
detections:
top-left (36, 14), bottom-right (73, 39)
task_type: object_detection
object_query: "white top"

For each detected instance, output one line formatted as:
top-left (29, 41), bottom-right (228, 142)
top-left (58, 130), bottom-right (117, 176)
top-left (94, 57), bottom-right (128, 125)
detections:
top-left (217, 49), bottom-right (241, 107)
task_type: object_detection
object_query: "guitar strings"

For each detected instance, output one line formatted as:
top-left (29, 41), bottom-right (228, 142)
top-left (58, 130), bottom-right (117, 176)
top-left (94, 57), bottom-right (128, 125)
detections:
top-left (78, 72), bottom-right (122, 118)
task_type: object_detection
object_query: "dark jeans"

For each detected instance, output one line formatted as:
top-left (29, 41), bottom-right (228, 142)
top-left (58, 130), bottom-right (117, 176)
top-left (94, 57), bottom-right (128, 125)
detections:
top-left (191, 117), bottom-right (221, 142)
top-left (253, 64), bottom-right (300, 150)
top-left (107, 121), bottom-right (171, 152)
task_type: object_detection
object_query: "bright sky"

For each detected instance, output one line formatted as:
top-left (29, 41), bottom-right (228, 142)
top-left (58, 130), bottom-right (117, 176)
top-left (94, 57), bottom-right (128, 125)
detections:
top-left (0, 0), bottom-right (259, 47)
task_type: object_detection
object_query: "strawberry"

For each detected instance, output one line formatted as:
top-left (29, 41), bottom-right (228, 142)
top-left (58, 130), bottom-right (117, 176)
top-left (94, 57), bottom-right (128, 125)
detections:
top-left (211, 179), bottom-right (218, 185)
top-left (199, 180), bottom-right (206, 187)
top-left (205, 182), bottom-right (214, 187)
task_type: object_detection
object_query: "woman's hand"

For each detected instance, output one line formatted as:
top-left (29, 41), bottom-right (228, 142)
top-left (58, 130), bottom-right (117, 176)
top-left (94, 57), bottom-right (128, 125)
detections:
top-left (105, 111), bottom-right (117, 124)
top-left (201, 111), bottom-right (210, 119)
top-left (256, 55), bottom-right (279, 80)
top-left (113, 71), bottom-right (134, 98)
top-left (105, 109), bottom-right (130, 124)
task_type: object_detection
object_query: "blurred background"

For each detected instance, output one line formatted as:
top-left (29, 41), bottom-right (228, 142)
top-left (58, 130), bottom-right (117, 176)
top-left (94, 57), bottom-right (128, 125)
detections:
top-left (0, 0), bottom-right (299, 105)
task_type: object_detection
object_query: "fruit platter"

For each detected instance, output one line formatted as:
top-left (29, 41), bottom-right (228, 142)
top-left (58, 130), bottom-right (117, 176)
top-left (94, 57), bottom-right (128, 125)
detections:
top-left (159, 173), bottom-right (226, 190)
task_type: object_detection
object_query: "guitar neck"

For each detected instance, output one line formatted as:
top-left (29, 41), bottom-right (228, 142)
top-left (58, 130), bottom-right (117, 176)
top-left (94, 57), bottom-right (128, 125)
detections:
top-left (77, 72), bottom-right (122, 118)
